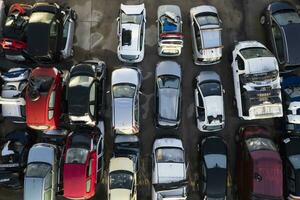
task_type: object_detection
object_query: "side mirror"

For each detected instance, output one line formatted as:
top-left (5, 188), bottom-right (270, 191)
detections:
top-left (222, 89), bottom-right (226, 94)
top-left (219, 19), bottom-right (223, 24)
top-left (106, 90), bottom-right (110, 94)
top-left (116, 17), bottom-right (120, 22)
top-left (139, 91), bottom-right (143, 95)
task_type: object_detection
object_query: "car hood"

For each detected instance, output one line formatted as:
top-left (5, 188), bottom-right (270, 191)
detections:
top-left (64, 164), bottom-right (87, 198)
top-left (158, 88), bottom-right (179, 121)
top-left (109, 189), bottom-right (131, 200)
top-left (24, 177), bottom-right (43, 200)
top-left (157, 163), bottom-right (185, 183)
top-left (113, 98), bottom-right (133, 133)
top-left (204, 96), bottom-right (224, 117)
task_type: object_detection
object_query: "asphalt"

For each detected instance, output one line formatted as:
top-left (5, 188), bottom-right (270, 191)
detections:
top-left (1, 0), bottom-right (299, 199)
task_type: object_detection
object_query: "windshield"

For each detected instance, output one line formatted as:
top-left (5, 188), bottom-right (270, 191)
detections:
top-left (289, 154), bottom-right (300, 170)
top-left (242, 70), bottom-right (279, 83)
top-left (65, 148), bottom-right (89, 164)
top-left (26, 163), bottom-right (51, 178)
top-left (156, 148), bottom-right (184, 163)
top-left (29, 12), bottom-right (54, 24)
top-left (69, 76), bottom-right (93, 87)
top-left (113, 84), bottom-right (136, 98)
top-left (273, 10), bottom-right (300, 26)
top-left (199, 81), bottom-right (221, 97)
top-left (29, 76), bottom-right (54, 94)
top-left (157, 75), bottom-right (180, 89)
top-left (121, 12), bottom-right (143, 24)
top-left (204, 154), bottom-right (227, 169)
top-left (246, 138), bottom-right (277, 152)
top-left (240, 47), bottom-right (273, 59)
top-left (109, 170), bottom-right (133, 190)
top-left (195, 13), bottom-right (219, 26)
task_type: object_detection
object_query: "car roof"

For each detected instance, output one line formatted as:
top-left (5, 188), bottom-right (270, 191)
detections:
top-left (281, 24), bottom-right (300, 66)
top-left (24, 177), bottom-right (44, 200)
top-left (63, 164), bottom-right (87, 198)
top-left (202, 136), bottom-right (227, 156)
top-left (120, 23), bottom-right (141, 53)
top-left (113, 98), bottom-right (133, 133)
top-left (28, 143), bottom-right (56, 165)
top-left (112, 68), bottom-right (139, 86)
top-left (156, 61), bottom-right (181, 78)
top-left (250, 150), bottom-right (283, 198)
top-left (109, 157), bottom-right (134, 173)
top-left (120, 3), bottom-right (145, 15)
top-left (269, 1), bottom-right (295, 14)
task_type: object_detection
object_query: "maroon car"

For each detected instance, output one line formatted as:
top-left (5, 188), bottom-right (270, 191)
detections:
top-left (236, 125), bottom-right (283, 200)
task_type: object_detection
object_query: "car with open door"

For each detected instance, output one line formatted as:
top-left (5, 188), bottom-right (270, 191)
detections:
top-left (194, 71), bottom-right (225, 132)
top-left (24, 143), bottom-right (59, 200)
top-left (260, 1), bottom-right (300, 71)
top-left (67, 60), bottom-right (106, 126)
top-left (0, 130), bottom-right (36, 189)
top-left (111, 67), bottom-right (142, 135)
top-left (190, 5), bottom-right (223, 65)
top-left (63, 124), bottom-right (104, 199)
top-left (0, 68), bottom-right (30, 123)
top-left (25, 67), bottom-right (65, 131)
top-left (117, 4), bottom-right (146, 63)
top-left (155, 61), bottom-right (181, 128)
top-left (27, 2), bottom-right (76, 63)
top-left (236, 125), bottom-right (283, 200)
top-left (157, 5), bottom-right (183, 56)
top-left (152, 137), bottom-right (187, 200)
top-left (199, 136), bottom-right (228, 200)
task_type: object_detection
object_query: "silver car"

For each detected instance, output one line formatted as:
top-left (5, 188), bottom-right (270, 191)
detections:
top-left (190, 5), bottom-right (223, 65)
top-left (24, 143), bottom-right (58, 200)
top-left (0, 68), bottom-right (30, 123)
top-left (194, 71), bottom-right (225, 132)
top-left (155, 61), bottom-right (181, 128)
top-left (111, 67), bottom-right (142, 135)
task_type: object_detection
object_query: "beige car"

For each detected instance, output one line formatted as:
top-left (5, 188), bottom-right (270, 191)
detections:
top-left (108, 157), bottom-right (137, 200)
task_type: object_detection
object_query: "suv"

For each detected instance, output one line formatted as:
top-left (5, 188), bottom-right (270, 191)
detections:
top-left (152, 138), bottom-right (187, 200)
top-left (155, 61), bottom-right (181, 128)
top-left (190, 5), bottom-right (223, 65)
top-left (25, 67), bottom-right (65, 131)
top-left (0, 68), bottom-right (30, 123)
top-left (231, 41), bottom-right (283, 120)
top-left (24, 143), bottom-right (59, 200)
top-left (117, 4), bottom-right (146, 63)
top-left (0, 130), bottom-right (36, 189)
top-left (157, 5), bottom-right (183, 56)
top-left (67, 60), bottom-right (106, 126)
top-left (194, 71), bottom-right (225, 132)
top-left (237, 126), bottom-right (283, 200)
top-left (260, 2), bottom-right (300, 71)
top-left (63, 125), bottom-right (104, 199)
top-left (111, 68), bottom-right (141, 135)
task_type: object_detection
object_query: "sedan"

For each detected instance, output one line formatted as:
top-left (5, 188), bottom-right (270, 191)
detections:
top-left (111, 67), bottom-right (141, 135)
top-left (260, 1), bottom-right (300, 71)
top-left (67, 60), bottom-right (106, 126)
top-left (199, 136), bottom-right (228, 200)
top-left (155, 61), bottom-right (181, 128)
top-left (190, 5), bottom-right (223, 65)
top-left (194, 71), bottom-right (225, 132)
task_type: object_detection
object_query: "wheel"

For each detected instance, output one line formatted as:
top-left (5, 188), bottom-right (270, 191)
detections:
top-left (260, 15), bottom-right (266, 25)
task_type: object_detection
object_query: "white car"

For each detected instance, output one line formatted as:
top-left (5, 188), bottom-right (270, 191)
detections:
top-left (0, 68), bottom-right (30, 123)
top-left (152, 138), bottom-right (187, 200)
top-left (194, 71), bottom-right (225, 132)
top-left (117, 4), bottom-right (146, 63)
top-left (108, 156), bottom-right (138, 200)
top-left (231, 41), bottom-right (283, 120)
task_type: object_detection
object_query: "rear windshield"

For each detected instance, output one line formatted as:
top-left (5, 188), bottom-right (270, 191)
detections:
top-left (26, 163), bottom-right (51, 178)
top-left (246, 138), bottom-right (277, 152)
top-left (65, 148), bottom-right (89, 164)
top-left (195, 12), bottom-right (219, 26)
top-left (240, 47), bottom-right (273, 59)
top-left (157, 75), bottom-right (180, 89)
top-left (29, 76), bottom-right (54, 94)
top-left (204, 154), bottom-right (227, 169)
top-left (273, 10), bottom-right (300, 26)
top-left (121, 12), bottom-right (143, 24)
top-left (156, 147), bottom-right (184, 163)
top-left (113, 84), bottom-right (136, 98)
top-left (109, 170), bottom-right (133, 190)
top-left (199, 81), bottom-right (221, 97)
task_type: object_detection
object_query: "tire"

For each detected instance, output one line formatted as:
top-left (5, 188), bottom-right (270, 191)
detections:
top-left (260, 15), bottom-right (266, 25)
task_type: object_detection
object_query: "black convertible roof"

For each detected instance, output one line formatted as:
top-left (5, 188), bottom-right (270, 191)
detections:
top-left (282, 24), bottom-right (300, 66)
top-left (27, 23), bottom-right (51, 57)
top-left (70, 64), bottom-right (95, 78)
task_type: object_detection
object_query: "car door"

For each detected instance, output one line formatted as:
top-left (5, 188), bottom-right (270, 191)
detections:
top-left (191, 17), bottom-right (201, 54)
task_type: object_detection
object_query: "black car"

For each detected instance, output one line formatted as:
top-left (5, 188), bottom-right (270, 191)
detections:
top-left (199, 136), bottom-right (228, 200)
top-left (27, 2), bottom-right (76, 63)
top-left (0, 130), bottom-right (36, 189)
top-left (67, 60), bottom-right (106, 126)
top-left (281, 136), bottom-right (300, 199)
top-left (260, 1), bottom-right (300, 71)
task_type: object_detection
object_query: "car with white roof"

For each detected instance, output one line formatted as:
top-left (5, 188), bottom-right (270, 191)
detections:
top-left (24, 143), bottom-right (59, 200)
top-left (117, 4), bottom-right (146, 63)
top-left (0, 68), bottom-right (30, 123)
top-left (111, 67), bottom-right (142, 135)
top-left (231, 41), bottom-right (283, 120)
top-left (152, 138), bottom-right (187, 200)
top-left (190, 5), bottom-right (223, 65)
top-left (194, 71), bottom-right (225, 132)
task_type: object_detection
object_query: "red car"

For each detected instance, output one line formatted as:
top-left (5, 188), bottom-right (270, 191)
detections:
top-left (63, 126), bottom-right (104, 199)
top-left (236, 125), bottom-right (283, 200)
top-left (26, 67), bottom-right (63, 131)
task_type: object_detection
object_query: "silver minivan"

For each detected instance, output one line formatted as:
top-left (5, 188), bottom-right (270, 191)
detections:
top-left (24, 143), bottom-right (58, 200)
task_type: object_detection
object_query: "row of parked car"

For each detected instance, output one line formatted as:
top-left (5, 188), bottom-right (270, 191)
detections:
top-left (0, 1), bottom-right (300, 200)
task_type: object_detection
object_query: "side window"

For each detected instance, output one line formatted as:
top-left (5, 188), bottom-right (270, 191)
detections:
top-left (201, 163), bottom-right (207, 193)
top-left (50, 21), bottom-right (58, 38)
top-left (48, 91), bottom-right (55, 120)
top-left (193, 20), bottom-right (202, 50)
top-left (271, 21), bottom-right (285, 63)
top-left (134, 98), bottom-right (139, 124)
top-left (97, 138), bottom-right (103, 171)
top-left (44, 172), bottom-right (52, 200)
top-left (236, 55), bottom-right (245, 71)
top-left (197, 89), bottom-right (205, 121)
top-left (89, 82), bottom-right (96, 115)
top-left (287, 162), bottom-right (296, 193)
top-left (140, 23), bottom-right (144, 51)
top-left (87, 159), bottom-right (92, 177)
